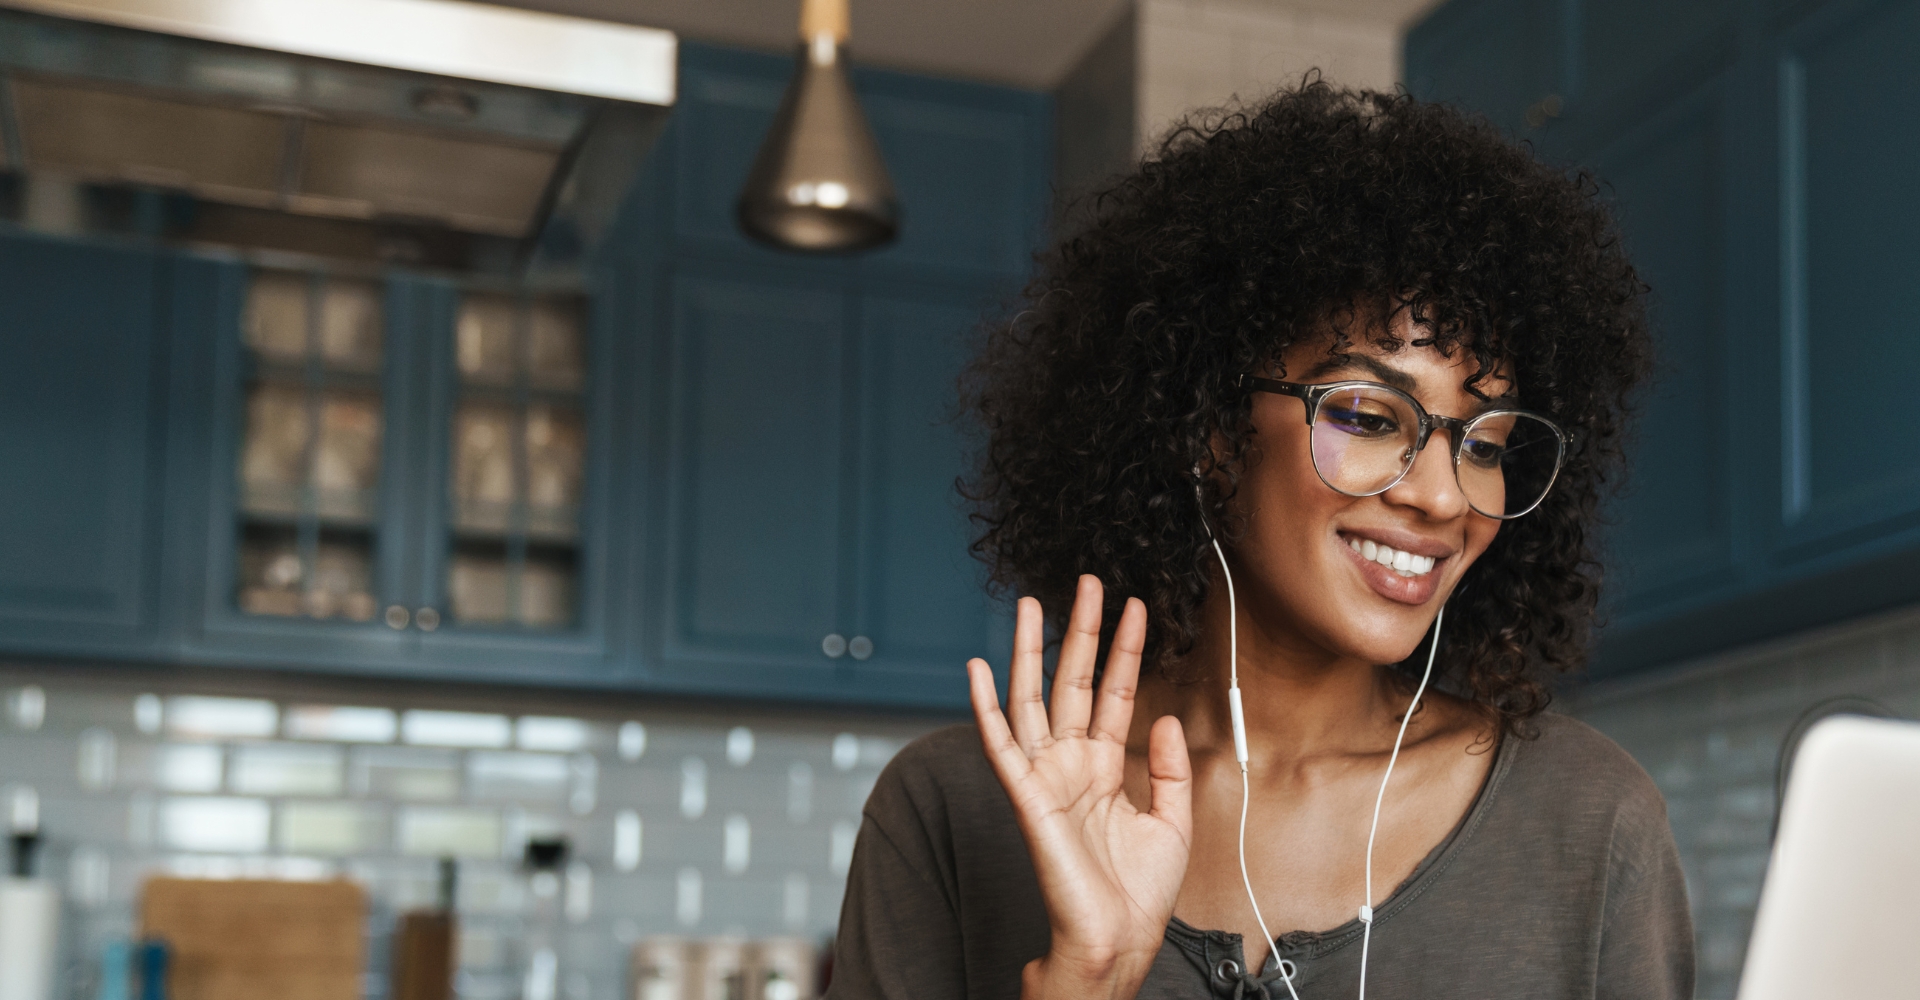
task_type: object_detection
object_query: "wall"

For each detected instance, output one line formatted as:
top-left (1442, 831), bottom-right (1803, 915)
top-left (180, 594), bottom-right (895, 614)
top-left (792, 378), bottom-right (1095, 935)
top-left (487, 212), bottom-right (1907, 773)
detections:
top-left (1134, 0), bottom-right (1401, 147)
top-left (1570, 607), bottom-right (1920, 999)
top-left (0, 665), bottom-right (948, 1000)
top-left (1050, 0), bottom-right (1415, 225)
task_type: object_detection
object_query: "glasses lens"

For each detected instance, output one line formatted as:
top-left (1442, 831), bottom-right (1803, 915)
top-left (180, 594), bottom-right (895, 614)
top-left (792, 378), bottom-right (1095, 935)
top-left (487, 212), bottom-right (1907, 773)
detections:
top-left (1456, 411), bottom-right (1565, 518)
top-left (1309, 385), bottom-right (1420, 496)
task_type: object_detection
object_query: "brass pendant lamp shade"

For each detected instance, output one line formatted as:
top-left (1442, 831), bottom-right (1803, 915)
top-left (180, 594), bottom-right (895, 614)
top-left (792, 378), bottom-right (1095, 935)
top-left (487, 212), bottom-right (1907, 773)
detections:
top-left (736, 0), bottom-right (900, 253)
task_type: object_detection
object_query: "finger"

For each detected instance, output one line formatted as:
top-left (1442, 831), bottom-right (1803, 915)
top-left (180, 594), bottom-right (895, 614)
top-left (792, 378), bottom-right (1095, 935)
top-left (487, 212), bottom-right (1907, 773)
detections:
top-left (1050, 575), bottom-right (1105, 741)
top-left (1089, 597), bottom-right (1147, 746)
top-left (1007, 596), bottom-right (1050, 753)
top-left (1145, 715), bottom-right (1193, 843)
top-left (968, 658), bottom-right (1034, 784)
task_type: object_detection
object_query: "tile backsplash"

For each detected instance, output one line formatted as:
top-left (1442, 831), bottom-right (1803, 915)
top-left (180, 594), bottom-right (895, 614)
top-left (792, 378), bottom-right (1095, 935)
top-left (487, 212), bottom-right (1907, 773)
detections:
top-left (0, 668), bottom-right (946, 1000)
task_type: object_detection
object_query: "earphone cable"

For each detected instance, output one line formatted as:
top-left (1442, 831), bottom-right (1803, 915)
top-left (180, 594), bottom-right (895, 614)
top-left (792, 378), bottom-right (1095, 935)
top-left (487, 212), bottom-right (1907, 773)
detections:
top-left (1356, 604), bottom-right (1445, 1000)
top-left (1212, 535), bottom-right (1298, 999)
top-left (1211, 524), bottom-right (1448, 1000)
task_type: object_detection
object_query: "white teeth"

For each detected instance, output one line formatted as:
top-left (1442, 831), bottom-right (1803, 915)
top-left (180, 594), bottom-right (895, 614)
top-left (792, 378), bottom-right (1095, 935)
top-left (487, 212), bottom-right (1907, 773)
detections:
top-left (1345, 537), bottom-right (1441, 578)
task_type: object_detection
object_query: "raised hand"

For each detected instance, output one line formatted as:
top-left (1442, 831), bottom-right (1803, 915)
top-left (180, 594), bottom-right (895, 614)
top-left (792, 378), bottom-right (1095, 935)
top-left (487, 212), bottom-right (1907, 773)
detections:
top-left (967, 575), bottom-right (1193, 1000)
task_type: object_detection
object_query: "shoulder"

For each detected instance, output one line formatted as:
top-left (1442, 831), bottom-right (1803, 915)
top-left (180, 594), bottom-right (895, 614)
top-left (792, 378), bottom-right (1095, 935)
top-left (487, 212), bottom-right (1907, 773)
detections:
top-left (1498, 713), bottom-right (1675, 872)
top-left (865, 723), bottom-right (1010, 832)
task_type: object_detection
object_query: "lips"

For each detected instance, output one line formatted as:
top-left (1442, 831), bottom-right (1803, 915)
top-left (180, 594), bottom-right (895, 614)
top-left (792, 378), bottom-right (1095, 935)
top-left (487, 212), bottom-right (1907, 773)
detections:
top-left (1337, 530), bottom-right (1452, 605)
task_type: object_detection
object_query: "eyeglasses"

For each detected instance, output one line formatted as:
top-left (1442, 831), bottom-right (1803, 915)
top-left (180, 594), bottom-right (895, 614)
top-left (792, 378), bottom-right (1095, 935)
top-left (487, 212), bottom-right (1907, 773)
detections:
top-left (1238, 375), bottom-right (1569, 519)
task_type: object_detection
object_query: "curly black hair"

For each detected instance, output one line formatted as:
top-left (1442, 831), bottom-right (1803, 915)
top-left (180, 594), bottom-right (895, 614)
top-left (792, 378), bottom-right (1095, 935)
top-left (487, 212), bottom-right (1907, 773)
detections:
top-left (961, 80), bottom-right (1651, 732)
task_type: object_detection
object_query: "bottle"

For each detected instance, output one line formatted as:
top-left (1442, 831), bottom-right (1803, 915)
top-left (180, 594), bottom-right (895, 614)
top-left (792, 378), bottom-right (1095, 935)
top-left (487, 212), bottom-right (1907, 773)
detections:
top-left (0, 801), bottom-right (61, 1000)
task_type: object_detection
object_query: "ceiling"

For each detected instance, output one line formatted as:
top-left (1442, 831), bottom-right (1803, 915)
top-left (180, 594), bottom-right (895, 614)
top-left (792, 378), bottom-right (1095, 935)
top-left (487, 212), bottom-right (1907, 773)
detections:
top-left (497, 0), bottom-right (1441, 91)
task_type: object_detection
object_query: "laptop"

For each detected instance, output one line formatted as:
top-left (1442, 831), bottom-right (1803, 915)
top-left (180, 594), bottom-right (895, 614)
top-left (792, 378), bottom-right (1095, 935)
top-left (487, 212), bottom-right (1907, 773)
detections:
top-left (1736, 713), bottom-right (1920, 999)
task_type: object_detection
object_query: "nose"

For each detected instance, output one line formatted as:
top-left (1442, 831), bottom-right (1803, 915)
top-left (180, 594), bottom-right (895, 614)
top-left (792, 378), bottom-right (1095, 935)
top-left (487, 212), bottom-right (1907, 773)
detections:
top-left (1383, 426), bottom-right (1470, 519)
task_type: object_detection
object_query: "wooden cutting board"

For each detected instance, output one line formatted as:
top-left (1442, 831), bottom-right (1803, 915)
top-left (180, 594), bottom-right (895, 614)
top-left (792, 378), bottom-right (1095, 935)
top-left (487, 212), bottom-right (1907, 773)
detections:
top-left (140, 878), bottom-right (366, 1000)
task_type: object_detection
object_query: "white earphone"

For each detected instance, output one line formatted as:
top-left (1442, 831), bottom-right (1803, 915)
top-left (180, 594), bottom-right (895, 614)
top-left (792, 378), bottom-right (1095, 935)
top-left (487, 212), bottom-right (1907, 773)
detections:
top-left (1197, 474), bottom-right (1446, 1000)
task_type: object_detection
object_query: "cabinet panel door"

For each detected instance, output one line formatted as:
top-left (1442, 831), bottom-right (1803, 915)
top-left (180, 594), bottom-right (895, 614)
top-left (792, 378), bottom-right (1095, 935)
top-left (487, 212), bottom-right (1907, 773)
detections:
top-left (658, 273), bottom-right (849, 691)
top-left (861, 82), bottom-right (1049, 276)
top-left (1405, 0), bottom-right (1568, 138)
top-left (1581, 0), bottom-right (1734, 111)
top-left (674, 51), bottom-right (788, 249)
top-left (1597, 101), bottom-right (1737, 613)
top-left (0, 232), bottom-right (161, 651)
top-left (1776, 0), bottom-right (1920, 554)
top-left (848, 292), bottom-right (998, 706)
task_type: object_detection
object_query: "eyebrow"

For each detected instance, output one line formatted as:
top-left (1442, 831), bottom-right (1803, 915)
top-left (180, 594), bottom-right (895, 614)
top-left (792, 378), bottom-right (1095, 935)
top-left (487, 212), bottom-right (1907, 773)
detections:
top-left (1300, 353), bottom-right (1418, 392)
top-left (1298, 353), bottom-right (1522, 408)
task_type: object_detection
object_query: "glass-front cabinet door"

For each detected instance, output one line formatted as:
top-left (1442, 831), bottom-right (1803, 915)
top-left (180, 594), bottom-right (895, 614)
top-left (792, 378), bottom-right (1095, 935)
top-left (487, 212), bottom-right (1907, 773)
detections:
top-left (234, 271), bottom-right (389, 624)
top-left (412, 282), bottom-right (614, 680)
top-left (443, 291), bottom-right (588, 631)
top-left (197, 265), bottom-right (614, 681)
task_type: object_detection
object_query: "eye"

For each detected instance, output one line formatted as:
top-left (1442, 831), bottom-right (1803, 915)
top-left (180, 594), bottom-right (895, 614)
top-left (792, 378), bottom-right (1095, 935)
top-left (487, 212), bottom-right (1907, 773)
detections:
top-left (1321, 404), bottom-right (1401, 438)
top-left (1460, 436), bottom-right (1506, 468)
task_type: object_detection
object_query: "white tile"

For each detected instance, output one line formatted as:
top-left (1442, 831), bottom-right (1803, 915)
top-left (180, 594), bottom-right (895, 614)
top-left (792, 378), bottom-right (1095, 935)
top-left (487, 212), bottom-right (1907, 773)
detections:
top-left (516, 716), bottom-right (591, 753)
top-left (284, 705), bottom-right (397, 743)
top-left (155, 744), bottom-right (223, 793)
top-left (398, 806), bottom-right (502, 858)
top-left (468, 751), bottom-right (570, 803)
top-left (675, 867), bottom-right (702, 926)
top-left (230, 743), bottom-right (344, 796)
top-left (279, 800), bottom-right (382, 854)
top-left (160, 796), bottom-right (270, 852)
top-left (167, 696), bottom-right (277, 739)
top-left (614, 810), bottom-right (642, 872)
top-left (402, 710), bottom-right (511, 748)
top-left (618, 721), bottom-right (647, 761)
top-left (679, 757), bottom-right (707, 820)
top-left (352, 746), bottom-right (461, 800)
top-left (725, 727), bottom-right (754, 767)
top-left (723, 815), bottom-right (750, 874)
top-left (78, 728), bottom-right (116, 791)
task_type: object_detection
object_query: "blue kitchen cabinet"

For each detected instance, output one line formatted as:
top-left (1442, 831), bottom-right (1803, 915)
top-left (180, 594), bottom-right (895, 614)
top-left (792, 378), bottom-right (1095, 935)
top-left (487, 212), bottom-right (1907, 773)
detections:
top-left (0, 39), bottom-right (1048, 707)
top-left (847, 288), bottom-right (1006, 702)
top-left (174, 263), bottom-right (619, 683)
top-left (1404, 0), bottom-right (1572, 141)
top-left (1407, 0), bottom-right (1920, 674)
top-left (645, 272), bottom-right (1003, 708)
top-left (1591, 88), bottom-right (1739, 617)
top-left (631, 43), bottom-right (1044, 706)
top-left (0, 230), bottom-right (167, 657)
top-left (652, 269), bottom-right (852, 695)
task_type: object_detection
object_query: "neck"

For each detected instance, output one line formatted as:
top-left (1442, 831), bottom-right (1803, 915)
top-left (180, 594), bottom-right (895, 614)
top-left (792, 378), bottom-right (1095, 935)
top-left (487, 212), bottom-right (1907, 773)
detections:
top-left (1137, 576), bottom-right (1423, 766)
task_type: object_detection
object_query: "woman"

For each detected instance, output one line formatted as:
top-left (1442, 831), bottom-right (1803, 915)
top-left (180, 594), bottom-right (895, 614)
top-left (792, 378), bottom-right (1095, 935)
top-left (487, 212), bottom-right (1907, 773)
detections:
top-left (827, 83), bottom-right (1692, 1000)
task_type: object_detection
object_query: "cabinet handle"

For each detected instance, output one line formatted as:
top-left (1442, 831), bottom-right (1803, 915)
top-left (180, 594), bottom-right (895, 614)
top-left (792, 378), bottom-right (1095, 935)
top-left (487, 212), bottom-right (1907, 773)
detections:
top-left (849, 635), bottom-right (873, 661)
top-left (415, 607), bottom-right (441, 632)
top-left (822, 633), bottom-right (848, 658)
top-left (384, 605), bottom-right (410, 630)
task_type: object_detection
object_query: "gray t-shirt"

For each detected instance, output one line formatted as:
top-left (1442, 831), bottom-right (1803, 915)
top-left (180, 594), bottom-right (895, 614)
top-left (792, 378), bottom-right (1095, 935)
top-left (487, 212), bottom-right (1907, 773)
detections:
top-left (827, 712), bottom-right (1693, 1000)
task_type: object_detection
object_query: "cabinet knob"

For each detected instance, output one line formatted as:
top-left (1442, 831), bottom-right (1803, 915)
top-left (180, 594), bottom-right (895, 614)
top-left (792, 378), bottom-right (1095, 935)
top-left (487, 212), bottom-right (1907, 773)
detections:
top-left (848, 635), bottom-right (873, 660)
top-left (822, 633), bottom-right (848, 658)
top-left (415, 607), bottom-right (440, 632)
top-left (384, 605), bottom-right (410, 630)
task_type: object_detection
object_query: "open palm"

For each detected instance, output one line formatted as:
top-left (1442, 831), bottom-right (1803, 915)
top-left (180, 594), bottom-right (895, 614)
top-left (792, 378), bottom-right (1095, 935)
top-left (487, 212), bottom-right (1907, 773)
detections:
top-left (968, 575), bottom-right (1193, 991)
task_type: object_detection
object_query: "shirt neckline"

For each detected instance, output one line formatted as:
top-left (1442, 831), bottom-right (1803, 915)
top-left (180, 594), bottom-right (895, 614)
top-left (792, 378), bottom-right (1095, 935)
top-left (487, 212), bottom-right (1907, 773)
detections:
top-left (1165, 722), bottom-right (1520, 961)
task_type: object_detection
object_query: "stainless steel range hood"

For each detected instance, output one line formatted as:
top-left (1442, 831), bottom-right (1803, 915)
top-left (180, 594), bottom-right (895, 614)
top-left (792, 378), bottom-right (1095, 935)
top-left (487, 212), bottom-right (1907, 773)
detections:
top-left (0, 0), bottom-right (676, 274)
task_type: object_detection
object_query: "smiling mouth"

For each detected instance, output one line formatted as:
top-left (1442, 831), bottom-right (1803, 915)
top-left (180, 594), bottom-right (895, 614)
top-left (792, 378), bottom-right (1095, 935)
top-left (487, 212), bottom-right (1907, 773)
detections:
top-left (1345, 536), bottom-right (1438, 578)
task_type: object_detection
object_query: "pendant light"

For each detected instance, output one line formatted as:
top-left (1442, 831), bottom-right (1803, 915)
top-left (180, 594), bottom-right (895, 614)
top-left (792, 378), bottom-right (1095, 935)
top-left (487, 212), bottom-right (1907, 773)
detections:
top-left (736, 0), bottom-right (900, 253)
